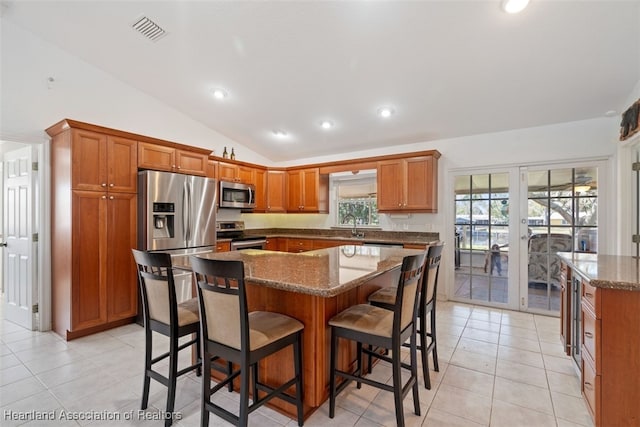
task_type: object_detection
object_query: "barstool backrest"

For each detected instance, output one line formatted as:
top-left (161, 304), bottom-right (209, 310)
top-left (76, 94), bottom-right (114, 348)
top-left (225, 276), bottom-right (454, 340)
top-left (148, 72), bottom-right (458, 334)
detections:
top-left (131, 249), bottom-right (179, 327)
top-left (396, 252), bottom-right (427, 332)
top-left (190, 257), bottom-right (247, 351)
top-left (423, 242), bottom-right (444, 305)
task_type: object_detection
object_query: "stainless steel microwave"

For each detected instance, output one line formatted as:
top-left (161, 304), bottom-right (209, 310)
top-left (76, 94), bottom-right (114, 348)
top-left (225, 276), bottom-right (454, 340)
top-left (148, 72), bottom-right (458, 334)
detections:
top-left (219, 180), bottom-right (256, 209)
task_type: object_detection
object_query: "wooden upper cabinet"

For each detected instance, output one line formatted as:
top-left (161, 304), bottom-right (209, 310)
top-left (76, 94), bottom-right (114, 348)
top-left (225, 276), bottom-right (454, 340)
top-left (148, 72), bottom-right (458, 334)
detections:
top-left (138, 142), bottom-right (174, 172)
top-left (376, 160), bottom-right (403, 211)
top-left (218, 161), bottom-right (239, 181)
top-left (266, 170), bottom-right (286, 213)
top-left (377, 155), bottom-right (438, 213)
top-left (238, 165), bottom-right (255, 184)
top-left (71, 130), bottom-right (137, 193)
top-left (175, 150), bottom-right (207, 176)
top-left (206, 159), bottom-right (218, 179)
top-left (254, 168), bottom-right (267, 212)
top-left (138, 142), bottom-right (207, 176)
top-left (286, 168), bottom-right (328, 213)
top-left (218, 161), bottom-right (255, 184)
top-left (108, 136), bottom-right (138, 193)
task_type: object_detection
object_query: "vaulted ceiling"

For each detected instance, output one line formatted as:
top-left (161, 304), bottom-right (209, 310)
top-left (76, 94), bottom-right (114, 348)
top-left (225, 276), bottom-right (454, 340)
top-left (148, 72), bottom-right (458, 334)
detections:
top-left (2, 1), bottom-right (639, 161)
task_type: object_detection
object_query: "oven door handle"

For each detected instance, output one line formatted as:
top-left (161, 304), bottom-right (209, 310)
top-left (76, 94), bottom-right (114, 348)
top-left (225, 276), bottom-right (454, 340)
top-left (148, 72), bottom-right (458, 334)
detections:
top-left (231, 239), bottom-right (267, 250)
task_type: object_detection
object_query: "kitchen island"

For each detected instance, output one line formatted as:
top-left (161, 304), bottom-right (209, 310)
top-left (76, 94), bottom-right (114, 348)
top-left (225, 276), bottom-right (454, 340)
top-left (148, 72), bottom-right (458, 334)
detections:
top-left (173, 245), bottom-right (425, 420)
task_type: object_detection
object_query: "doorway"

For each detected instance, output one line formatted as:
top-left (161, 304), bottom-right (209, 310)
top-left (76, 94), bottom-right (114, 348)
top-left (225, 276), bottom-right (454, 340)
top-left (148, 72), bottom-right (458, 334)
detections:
top-left (452, 161), bottom-right (604, 315)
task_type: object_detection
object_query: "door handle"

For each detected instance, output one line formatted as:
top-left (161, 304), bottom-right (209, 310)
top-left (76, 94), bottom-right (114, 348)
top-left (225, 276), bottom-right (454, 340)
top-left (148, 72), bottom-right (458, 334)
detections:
top-left (0, 242), bottom-right (7, 247)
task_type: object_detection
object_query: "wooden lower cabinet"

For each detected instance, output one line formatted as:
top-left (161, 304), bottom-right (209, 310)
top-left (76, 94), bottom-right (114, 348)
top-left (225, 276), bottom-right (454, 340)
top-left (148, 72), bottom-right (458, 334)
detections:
top-left (215, 241), bottom-right (231, 252)
top-left (579, 279), bottom-right (640, 426)
top-left (285, 238), bottom-right (314, 253)
top-left (106, 193), bottom-right (138, 321)
top-left (58, 191), bottom-right (137, 339)
top-left (265, 237), bottom-right (280, 251)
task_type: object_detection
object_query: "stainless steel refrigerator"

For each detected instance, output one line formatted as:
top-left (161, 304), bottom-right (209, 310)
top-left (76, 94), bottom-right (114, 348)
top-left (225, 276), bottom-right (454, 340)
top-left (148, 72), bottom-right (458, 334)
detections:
top-left (138, 170), bottom-right (217, 303)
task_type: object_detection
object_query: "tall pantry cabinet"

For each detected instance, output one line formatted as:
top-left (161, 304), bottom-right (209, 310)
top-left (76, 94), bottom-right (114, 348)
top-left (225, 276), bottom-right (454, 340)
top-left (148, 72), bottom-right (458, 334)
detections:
top-left (47, 120), bottom-right (138, 340)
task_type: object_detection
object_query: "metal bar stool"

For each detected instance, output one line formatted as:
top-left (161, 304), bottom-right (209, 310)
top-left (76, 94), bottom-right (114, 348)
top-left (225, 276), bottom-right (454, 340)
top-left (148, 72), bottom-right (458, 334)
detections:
top-left (328, 252), bottom-right (427, 427)
top-left (367, 242), bottom-right (444, 389)
top-left (131, 249), bottom-right (202, 427)
top-left (190, 256), bottom-right (305, 427)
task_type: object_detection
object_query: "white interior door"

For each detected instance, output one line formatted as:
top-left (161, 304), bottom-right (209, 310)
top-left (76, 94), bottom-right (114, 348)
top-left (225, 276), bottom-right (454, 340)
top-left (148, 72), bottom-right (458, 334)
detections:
top-left (3, 146), bottom-right (37, 329)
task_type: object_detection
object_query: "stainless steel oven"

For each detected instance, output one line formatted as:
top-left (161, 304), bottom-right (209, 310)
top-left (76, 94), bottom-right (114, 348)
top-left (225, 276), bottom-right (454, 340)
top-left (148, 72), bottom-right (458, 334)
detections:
top-left (217, 220), bottom-right (266, 251)
top-left (230, 237), bottom-right (267, 251)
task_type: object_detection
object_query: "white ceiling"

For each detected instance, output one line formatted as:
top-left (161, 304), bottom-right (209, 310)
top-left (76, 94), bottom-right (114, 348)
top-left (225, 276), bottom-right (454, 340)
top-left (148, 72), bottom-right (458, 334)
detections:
top-left (2, 1), bottom-right (639, 162)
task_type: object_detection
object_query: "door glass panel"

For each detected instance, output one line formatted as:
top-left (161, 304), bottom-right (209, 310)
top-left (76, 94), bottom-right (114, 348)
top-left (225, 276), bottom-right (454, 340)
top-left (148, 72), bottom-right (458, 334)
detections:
top-left (527, 167), bottom-right (598, 313)
top-left (454, 172), bottom-right (510, 306)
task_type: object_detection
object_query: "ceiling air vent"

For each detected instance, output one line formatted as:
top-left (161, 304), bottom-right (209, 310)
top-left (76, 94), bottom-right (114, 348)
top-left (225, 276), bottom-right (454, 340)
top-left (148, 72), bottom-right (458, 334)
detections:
top-left (132, 16), bottom-right (167, 42)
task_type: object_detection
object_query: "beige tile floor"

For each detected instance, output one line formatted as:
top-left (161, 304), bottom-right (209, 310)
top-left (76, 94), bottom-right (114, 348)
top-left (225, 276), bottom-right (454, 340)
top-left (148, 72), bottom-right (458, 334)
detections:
top-left (0, 301), bottom-right (592, 426)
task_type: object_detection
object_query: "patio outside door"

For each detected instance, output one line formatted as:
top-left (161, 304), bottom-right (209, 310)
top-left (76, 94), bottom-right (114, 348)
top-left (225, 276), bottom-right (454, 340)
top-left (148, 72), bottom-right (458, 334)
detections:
top-left (453, 170), bottom-right (519, 310)
top-left (452, 162), bottom-right (601, 315)
top-left (521, 165), bottom-right (599, 315)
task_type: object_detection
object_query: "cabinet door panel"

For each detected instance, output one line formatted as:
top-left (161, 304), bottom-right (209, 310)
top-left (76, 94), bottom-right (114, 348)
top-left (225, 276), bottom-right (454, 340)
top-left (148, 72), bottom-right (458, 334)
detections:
top-left (138, 142), bottom-right (174, 171)
top-left (107, 136), bottom-right (137, 193)
top-left (218, 162), bottom-right (239, 181)
top-left (267, 171), bottom-right (286, 212)
top-left (238, 165), bottom-right (255, 184)
top-left (377, 160), bottom-right (403, 211)
top-left (72, 130), bottom-right (107, 191)
top-left (106, 193), bottom-right (138, 321)
top-left (254, 169), bottom-right (267, 212)
top-left (71, 191), bottom-right (108, 330)
top-left (176, 150), bottom-right (207, 176)
top-left (302, 169), bottom-right (320, 211)
top-left (287, 170), bottom-right (303, 211)
top-left (405, 156), bottom-right (433, 210)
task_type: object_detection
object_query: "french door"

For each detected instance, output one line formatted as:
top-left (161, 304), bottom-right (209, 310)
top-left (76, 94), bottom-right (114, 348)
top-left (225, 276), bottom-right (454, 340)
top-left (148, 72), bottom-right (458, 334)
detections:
top-left (452, 161), bottom-right (603, 315)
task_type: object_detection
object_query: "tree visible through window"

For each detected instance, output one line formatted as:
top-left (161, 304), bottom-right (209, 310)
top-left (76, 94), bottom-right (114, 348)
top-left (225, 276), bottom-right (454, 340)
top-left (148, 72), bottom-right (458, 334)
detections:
top-left (334, 173), bottom-right (379, 227)
top-left (338, 196), bottom-right (379, 226)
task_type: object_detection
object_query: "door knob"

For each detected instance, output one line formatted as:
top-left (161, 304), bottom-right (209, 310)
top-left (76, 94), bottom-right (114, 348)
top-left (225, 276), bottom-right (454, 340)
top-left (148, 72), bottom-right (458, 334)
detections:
top-left (0, 242), bottom-right (7, 247)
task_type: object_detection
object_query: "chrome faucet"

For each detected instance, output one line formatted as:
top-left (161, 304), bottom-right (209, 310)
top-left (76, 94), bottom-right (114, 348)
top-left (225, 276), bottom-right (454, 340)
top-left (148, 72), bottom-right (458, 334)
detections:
top-left (343, 213), bottom-right (364, 238)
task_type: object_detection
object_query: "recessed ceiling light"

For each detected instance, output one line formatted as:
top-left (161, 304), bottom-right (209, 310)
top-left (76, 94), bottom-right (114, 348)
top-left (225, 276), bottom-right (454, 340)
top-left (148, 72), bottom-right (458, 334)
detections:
top-left (377, 107), bottom-right (395, 118)
top-left (272, 129), bottom-right (288, 138)
top-left (211, 88), bottom-right (228, 100)
top-left (320, 120), bottom-right (334, 130)
top-left (501, 0), bottom-right (530, 14)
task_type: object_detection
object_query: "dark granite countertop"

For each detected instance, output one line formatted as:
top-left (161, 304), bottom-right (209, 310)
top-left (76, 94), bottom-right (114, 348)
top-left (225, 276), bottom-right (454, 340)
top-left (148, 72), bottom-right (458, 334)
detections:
top-left (173, 245), bottom-right (424, 297)
top-left (558, 252), bottom-right (640, 291)
top-left (244, 228), bottom-right (439, 247)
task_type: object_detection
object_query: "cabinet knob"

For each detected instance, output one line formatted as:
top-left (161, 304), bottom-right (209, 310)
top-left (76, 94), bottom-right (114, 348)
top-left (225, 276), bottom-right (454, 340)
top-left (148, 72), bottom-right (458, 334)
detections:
top-left (101, 195), bottom-right (107, 199)
top-left (109, 183), bottom-right (114, 187)
top-left (172, 165), bottom-right (176, 168)
top-left (177, 166), bottom-right (181, 169)
top-left (101, 183), bottom-right (107, 187)
top-left (109, 196), bottom-right (114, 200)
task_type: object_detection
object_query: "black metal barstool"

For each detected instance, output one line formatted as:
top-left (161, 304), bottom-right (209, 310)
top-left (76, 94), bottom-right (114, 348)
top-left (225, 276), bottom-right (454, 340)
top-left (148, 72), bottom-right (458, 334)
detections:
top-left (190, 256), bottom-right (305, 427)
top-left (368, 242), bottom-right (444, 389)
top-left (328, 252), bottom-right (427, 427)
top-left (131, 249), bottom-right (202, 427)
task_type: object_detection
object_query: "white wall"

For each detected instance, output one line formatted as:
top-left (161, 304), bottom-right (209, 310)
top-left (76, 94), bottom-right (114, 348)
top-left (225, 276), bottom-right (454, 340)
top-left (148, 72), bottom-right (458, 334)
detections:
top-left (616, 78), bottom-right (640, 255)
top-left (0, 19), bottom-right (271, 165)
